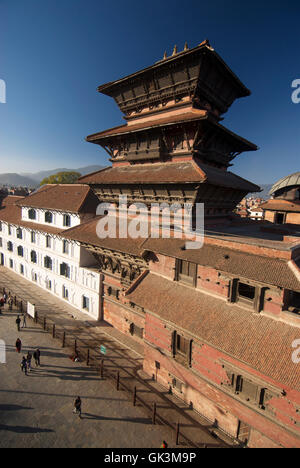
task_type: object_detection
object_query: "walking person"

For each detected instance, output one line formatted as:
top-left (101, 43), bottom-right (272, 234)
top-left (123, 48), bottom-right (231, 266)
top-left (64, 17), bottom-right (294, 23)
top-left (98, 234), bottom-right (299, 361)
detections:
top-left (73, 397), bottom-right (82, 419)
top-left (21, 313), bottom-right (27, 329)
top-left (8, 296), bottom-right (13, 311)
top-left (16, 315), bottom-right (21, 332)
top-left (33, 350), bottom-right (38, 367)
top-left (21, 356), bottom-right (28, 376)
top-left (26, 351), bottom-right (32, 373)
top-left (36, 348), bottom-right (41, 366)
top-left (15, 338), bottom-right (22, 354)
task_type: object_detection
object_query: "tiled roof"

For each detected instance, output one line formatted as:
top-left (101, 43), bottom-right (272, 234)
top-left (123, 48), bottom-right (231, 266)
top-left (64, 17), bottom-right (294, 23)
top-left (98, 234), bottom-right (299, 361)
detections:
top-left (17, 184), bottom-right (99, 214)
top-left (143, 238), bottom-right (300, 291)
top-left (62, 216), bottom-right (147, 256)
top-left (86, 111), bottom-right (257, 152)
top-left (127, 273), bottom-right (300, 391)
top-left (0, 202), bottom-right (62, 236)
top-left (261, 199), bottom-right (300, 213)
top-left (79, 160), bottom-right (260, 192)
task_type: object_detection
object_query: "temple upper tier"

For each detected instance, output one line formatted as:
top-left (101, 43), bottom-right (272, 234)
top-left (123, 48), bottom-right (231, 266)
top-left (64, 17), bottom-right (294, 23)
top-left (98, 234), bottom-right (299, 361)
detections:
top-left (97, 40), bottom-right (251, 120)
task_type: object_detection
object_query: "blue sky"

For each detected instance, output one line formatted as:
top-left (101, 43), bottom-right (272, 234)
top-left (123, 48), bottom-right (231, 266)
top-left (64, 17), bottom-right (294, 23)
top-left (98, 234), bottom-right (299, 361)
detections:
top-left (0, 0), bottom-right (299, 184)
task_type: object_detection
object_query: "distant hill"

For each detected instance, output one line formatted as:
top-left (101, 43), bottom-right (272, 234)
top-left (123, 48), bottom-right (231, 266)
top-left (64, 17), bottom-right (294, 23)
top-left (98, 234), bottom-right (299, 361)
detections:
top-left (20, 165), bottom-right (105, 183)
top-left (0, 165), bottom-right (105, 187)
top-left (247, 184), bottom-right (273, 199)
top-left (0, 173), bottom-right (38, 188)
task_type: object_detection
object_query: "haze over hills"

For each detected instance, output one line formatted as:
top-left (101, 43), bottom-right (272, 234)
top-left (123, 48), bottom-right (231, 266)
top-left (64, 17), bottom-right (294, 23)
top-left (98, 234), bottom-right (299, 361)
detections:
top-left (0, 165), bottom-right (105, 187)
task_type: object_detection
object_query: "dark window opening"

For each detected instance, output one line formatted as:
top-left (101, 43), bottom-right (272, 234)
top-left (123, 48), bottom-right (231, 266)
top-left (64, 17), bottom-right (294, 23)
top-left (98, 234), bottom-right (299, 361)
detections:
top-left (275, 212), bottom-right (285, 225)
top-left (16, 228), bottom-right (23, 239)
top-left (44, 256), bottom-right (52, 270)
top-left (45, 211), bottom-right (53, 224)
top-left (63, 214), bottom-right (71, 227)
top-left (28, 209), bottom-right (36, 220)
top-left (129, 323), bottom-right (144, 339)
top-left (30, 250), bottom-right (37, 263)
top-left (287, 290), bottom-right (300, 316)
top-left (60, 262), bottom-right (70, 278)
top-left (238, 282), bottom-right (256, 302)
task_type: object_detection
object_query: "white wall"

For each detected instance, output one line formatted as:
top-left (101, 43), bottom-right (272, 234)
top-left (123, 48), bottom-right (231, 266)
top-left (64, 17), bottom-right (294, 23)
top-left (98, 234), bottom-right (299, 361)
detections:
top-left (0, 221), bottom-right (100, 320)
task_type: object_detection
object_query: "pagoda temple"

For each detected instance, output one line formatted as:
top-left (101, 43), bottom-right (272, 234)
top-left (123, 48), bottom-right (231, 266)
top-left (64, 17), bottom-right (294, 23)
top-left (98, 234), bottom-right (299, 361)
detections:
top-left (69, 42), bottom-right (300, 448)
top-left (80, 40), bottom-right (259, 225)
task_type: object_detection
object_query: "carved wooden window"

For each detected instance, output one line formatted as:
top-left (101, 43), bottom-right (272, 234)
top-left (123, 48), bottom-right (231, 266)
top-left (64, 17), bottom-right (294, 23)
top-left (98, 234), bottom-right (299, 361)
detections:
top-left (238, 283), bottom-right (256, 302)
top-left (129, 323), bottom-right (144, 339)
top-left (229, 279), bottom-right (261, 312)
top-left (175, 259), bottom-right (197, 286)
top-left (286, 290), bottom-right (300, 316)
top-left (172, 331), bottom-right (192, 367)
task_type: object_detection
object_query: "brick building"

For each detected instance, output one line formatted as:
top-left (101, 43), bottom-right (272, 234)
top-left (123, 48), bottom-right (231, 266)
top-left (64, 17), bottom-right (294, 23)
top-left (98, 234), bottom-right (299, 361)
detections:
top-left (1, 41), bottom-right (299, 447)
top-left (261, 173), bottom-right (300, 226)
top-left (75, 41), bottom-right (300, 447)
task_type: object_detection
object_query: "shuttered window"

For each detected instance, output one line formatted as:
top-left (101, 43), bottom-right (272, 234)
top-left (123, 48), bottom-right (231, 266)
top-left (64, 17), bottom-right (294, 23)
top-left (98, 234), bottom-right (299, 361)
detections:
top-left (176, 259), bottom-right (197, 286)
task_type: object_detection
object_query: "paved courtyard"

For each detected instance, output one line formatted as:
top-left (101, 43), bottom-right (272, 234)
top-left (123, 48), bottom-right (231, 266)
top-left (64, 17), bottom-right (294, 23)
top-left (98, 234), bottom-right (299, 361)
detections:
top-left (0, 309), bottom-right (171, 448)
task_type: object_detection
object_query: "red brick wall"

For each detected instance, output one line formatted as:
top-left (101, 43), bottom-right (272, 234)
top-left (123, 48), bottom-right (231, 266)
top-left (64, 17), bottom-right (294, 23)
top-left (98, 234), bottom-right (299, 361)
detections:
top-left (149, 253), bottom-right (175, 279)
top-left (196, 265), bottom-right (229, 298)
top-left (286, 212), bottom-right (300, 225)
top-left (144, 312), bottom-right (300, 448)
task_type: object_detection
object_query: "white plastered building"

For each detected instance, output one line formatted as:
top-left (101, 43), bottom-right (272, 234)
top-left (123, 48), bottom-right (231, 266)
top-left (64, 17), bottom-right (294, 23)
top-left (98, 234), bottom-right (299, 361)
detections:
top-left (0, 185), bottom-right (102, 320)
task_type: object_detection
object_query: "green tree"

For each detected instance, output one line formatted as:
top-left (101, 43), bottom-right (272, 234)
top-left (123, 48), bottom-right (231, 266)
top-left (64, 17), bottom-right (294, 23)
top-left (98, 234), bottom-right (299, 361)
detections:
top-left (40, 171), bottom-right (81, 186)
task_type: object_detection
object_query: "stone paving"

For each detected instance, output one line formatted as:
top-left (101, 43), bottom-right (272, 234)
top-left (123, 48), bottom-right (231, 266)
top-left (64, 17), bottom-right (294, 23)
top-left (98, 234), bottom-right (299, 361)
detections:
top-left (0, 267), bottom-right (235, 448)
top-left (0, 309), bottom-right (173, 448)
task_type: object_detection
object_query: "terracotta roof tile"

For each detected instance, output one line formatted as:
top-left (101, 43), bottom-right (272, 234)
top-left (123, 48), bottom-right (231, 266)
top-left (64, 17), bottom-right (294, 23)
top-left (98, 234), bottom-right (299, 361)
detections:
top-left (143, 238), bottom-right (300, 291)
top-left (127, 273), bottom-right (300, 390)
top-left (79, 160), bottom-right (260, 192)
top-left (17, 184), bottom-right (99, 214)
top-left (62, 216), bottom-right (147, 256)
top-left (0, 202), bottom-right (62, 236)
top-left (261, 199), bottom-right (300, 213)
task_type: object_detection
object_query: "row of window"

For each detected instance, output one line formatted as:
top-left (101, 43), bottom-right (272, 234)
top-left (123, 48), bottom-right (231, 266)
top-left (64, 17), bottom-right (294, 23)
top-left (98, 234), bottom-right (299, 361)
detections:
top-left (28, 209), bottom-right (72, 227)
top-left (4, 237), bottom-right (70, 254)
top-left (7, 259), bottom-right (90, 311)
top-left (175, 259), bottom-right (300, 316)
top-left (5, 244), bottom-right (71, 278)
top-left (170, 330), bottom-right (276, 412)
